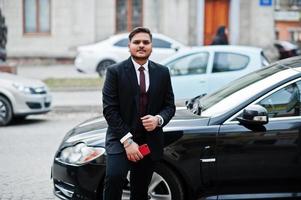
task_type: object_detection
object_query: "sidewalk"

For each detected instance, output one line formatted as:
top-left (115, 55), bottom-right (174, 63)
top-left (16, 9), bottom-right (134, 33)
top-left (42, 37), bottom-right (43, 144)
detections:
top-left (17, 64), bottom-right (102, 113)
top-left (17, 64), bottom-right (98, 80)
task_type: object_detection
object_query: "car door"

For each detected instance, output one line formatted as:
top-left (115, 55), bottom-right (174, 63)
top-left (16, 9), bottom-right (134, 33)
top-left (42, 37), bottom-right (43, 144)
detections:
top-left (207, 52), bottom-right (251, 95)
top-left (166, 52), bottom-right (210, 100)
top-left (216, 79), bottom-right (301, 194)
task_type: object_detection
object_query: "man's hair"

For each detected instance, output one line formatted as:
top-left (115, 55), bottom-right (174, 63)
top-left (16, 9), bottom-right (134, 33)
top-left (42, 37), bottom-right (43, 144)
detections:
top-left (129, 27), bottom-right (152, 41)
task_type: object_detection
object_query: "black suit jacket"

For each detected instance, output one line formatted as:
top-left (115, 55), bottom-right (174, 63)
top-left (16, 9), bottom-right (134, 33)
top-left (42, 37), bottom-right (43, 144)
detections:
top-left (102, 57), bottom-right (175, 160)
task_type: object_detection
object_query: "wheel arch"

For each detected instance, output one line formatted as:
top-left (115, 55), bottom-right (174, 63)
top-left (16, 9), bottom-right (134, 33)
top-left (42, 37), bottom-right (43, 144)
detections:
top-left (0, 90), bottom-right (15, 114)
top-left (95, 56), bottom-right (119, 71)
top-left (159, 159), bottom-right (198, 200)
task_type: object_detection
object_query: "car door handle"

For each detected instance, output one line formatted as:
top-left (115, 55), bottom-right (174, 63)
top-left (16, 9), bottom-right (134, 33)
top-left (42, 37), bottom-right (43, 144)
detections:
top-left (200, 158), bottom-right (216, 163)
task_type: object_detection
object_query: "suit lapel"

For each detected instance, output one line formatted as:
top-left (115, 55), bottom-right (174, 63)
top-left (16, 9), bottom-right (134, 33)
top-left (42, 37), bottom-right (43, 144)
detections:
top-left (147, 61), bottom-right (157, 112)
top-left (124, 57), bottom-right (139, 111)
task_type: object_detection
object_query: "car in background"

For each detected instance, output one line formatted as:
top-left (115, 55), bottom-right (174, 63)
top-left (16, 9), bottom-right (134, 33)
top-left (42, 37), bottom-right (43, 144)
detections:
top-left (0, 72), bottom-right (52, 126)
top-left (52, 56), bottom-right (301, 200)
top-left (75, 33), bottom-right (185, 76)
top-left (162, 45), bottom-right (270, 100)
top-left (274, 40), bottom-right (300, 60)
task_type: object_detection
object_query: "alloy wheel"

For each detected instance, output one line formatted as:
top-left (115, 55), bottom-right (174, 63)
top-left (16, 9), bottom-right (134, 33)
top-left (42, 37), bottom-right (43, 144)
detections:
top-left (122, 172), bottom-right (172, 200)
top-left (0, 96), bottom-right (13, 126)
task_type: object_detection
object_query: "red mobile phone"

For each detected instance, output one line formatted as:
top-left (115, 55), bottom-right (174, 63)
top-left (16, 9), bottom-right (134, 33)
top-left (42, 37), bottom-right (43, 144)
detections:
top-left (139, 144), bottom-right (150, 156)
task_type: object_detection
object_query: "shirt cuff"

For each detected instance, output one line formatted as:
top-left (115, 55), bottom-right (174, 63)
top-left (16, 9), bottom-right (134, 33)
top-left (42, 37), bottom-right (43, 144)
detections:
top-left (156, 115), bottom-right (164, 127)
top-left (120, 132), bottom-right (133, 143)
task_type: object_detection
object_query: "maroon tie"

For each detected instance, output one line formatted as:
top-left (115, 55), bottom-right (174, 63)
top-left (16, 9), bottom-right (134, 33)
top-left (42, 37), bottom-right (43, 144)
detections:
top-left (139, 66), bottom-right (146, 93)
top-left (138, 66), bottom-right (147, 116)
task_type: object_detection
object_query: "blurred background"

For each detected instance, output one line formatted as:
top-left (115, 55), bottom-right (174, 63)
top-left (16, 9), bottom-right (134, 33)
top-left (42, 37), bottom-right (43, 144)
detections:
top-left (1, 0), bottom-right (301, 66)
top-left (1, 1), bottom-right (301, 199)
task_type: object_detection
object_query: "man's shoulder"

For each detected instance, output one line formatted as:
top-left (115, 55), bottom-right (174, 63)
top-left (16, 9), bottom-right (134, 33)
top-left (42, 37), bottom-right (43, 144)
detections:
top-left (149, 60), bottom-right (169, 72)
top-left (107, 58), bottom-right (131, 71)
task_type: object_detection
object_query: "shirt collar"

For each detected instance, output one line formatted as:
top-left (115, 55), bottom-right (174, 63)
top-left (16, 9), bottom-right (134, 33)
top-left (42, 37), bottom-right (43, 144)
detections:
top-left (131, 57), bottom-right (149, 72)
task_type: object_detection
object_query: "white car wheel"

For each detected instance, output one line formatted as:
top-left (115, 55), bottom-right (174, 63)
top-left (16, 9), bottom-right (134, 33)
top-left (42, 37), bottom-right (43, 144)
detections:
top-left (96, 60), bottom-right (116, 77)
top-left (0, 95), bottom-right (13, 126)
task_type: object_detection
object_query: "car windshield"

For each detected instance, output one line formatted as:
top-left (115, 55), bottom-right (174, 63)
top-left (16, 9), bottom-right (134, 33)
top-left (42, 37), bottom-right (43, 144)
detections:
top-left (193, 63), bottom-right (292, 115)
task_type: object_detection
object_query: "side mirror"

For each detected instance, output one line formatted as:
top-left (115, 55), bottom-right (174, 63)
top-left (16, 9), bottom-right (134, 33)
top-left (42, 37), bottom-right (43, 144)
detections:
top-left (237, 105), bottom-right (269, 126)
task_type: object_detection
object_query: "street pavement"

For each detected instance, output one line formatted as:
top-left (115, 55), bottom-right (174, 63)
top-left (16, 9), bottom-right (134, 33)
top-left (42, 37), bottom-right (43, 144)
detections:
top-left (0, 112), bottom-right (100, 200)
top-left (0, 65), bottom-right (102, 199)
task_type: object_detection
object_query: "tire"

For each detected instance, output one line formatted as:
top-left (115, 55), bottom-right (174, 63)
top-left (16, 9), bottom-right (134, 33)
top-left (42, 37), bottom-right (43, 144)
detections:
top-left (96, 60), bottom-right (116, 77)
top-left (121, 163), bottom-right (185, 200)
top-left (0, 95), bottom-right (13, 126)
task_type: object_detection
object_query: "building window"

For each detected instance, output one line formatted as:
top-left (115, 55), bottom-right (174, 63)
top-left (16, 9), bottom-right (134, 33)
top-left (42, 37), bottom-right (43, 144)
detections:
top-left (275, 0), bottom-right (301, 10)
top-left (289, 29), bottom-right (301, 42)
top-left (116, 0), bottom-right (143, 33)
top-left (23, 0), bottom-right (50, 34)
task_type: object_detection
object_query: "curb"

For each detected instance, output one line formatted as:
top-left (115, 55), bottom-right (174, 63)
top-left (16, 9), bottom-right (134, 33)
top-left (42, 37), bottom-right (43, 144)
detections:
top-left (51, 105), bottom-right (102, 114)
top-left (49, 87), bottom-right (100, 92)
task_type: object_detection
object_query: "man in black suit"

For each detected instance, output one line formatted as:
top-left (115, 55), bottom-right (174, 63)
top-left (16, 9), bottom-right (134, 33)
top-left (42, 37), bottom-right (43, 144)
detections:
top-left (102, 27), bottom-right (175, 200)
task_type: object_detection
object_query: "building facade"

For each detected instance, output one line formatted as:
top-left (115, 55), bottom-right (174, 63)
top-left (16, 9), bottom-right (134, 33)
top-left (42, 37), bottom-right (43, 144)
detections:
top-left (0, 0), bottom-right (280, 61)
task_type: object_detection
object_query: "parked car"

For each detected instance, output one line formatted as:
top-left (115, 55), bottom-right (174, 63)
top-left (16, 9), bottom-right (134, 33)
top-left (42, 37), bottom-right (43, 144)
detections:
top-left (274, 40), bottom-right (300, 60)
top-left (161, 45), bottom-right (270, 100)
top-left (0, 72), bottom-right (52, 126)
top-left (75, 33), bottom-right (185, 76)
top-left (52, 56), bottom-right (301, 200)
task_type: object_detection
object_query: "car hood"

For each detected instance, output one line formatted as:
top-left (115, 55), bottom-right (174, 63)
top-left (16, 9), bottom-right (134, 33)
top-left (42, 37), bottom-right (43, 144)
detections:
top-left (0, 72), bottom-right (45, 87)
top-left (60, 107), bottom-right (209, 148)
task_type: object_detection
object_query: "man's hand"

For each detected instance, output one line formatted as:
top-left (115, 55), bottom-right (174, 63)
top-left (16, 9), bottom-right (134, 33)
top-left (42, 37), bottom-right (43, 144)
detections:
top-left (141, 115), bottom-right (159, 132)
top-left (124, 139), bottom-right (143, 162)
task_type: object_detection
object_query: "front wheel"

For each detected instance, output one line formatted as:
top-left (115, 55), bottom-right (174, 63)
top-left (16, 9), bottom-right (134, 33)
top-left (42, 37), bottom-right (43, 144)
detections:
top-left (0, 95), bottom-right (13, 126)
top-left (96, 60), bottom-right (116, 77)
top-left (122, 163), bottom-right (185, 200)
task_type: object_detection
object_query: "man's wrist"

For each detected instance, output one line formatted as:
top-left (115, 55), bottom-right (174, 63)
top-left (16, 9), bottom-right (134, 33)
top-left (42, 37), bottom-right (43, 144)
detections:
top-left (120, 132), bottom-right (133, 143)
top-left (156, 115), bottom-right (164, 127)
top-left (123, 138), bottom-right (134, 148)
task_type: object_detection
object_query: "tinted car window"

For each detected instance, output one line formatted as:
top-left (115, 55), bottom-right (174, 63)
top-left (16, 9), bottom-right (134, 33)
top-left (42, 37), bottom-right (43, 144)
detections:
top-left (258, 81), bottom-right (301, 118)
top-left (167, 52), bottom-right (209, 76)
top-left (152, 38), bottom-right (171, 48)
top-left (113, 39), bottom-right (128, 47)
top-left (199, 63), bottom-right (286, 112)
top-left (212, 52), bottom-right (249, 73)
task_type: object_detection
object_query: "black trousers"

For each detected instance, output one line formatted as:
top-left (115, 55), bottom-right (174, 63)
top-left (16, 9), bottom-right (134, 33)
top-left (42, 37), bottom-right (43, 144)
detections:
top-left (103, 151), bottom-right (155, 200)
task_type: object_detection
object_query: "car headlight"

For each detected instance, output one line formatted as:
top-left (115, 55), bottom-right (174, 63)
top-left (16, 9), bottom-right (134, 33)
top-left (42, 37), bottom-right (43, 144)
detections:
top-left (13, 83), bottom-right (47, 94)
top-left (13, 83), bottom-right (33, 94)
top-left (58, 143), bottom-right (106, 165)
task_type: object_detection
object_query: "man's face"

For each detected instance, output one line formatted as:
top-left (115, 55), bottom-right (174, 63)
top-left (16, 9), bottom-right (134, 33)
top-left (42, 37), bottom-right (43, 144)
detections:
top-left (128, 32), bottom-right (152, 61)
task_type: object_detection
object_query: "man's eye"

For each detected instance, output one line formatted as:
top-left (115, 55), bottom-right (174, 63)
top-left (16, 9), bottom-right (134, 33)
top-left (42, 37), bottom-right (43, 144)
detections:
top-left (132, 40), bottom-right (151, 45)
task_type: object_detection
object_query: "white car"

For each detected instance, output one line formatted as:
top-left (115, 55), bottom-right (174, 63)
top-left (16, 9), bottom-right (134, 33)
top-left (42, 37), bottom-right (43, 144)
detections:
top-left (75, 33), bottom-right (185, 76)
top-left (0, 72), bottom-right (52, 126)
top-left (161, 45), bottom-right (270, 100)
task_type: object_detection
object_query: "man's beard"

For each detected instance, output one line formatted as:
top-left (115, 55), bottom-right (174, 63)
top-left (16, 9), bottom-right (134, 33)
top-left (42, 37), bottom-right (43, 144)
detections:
top-left (131, 54), bottom-right (150, 61)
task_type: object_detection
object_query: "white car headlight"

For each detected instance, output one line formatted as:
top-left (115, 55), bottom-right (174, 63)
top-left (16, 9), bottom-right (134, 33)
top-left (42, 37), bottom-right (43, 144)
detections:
top-left (13, 83), bottom-right (47, 94)
top-left (58, 143), bottom-right (105, 165)
top-left (12, 83), bottom-right (32, 94)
